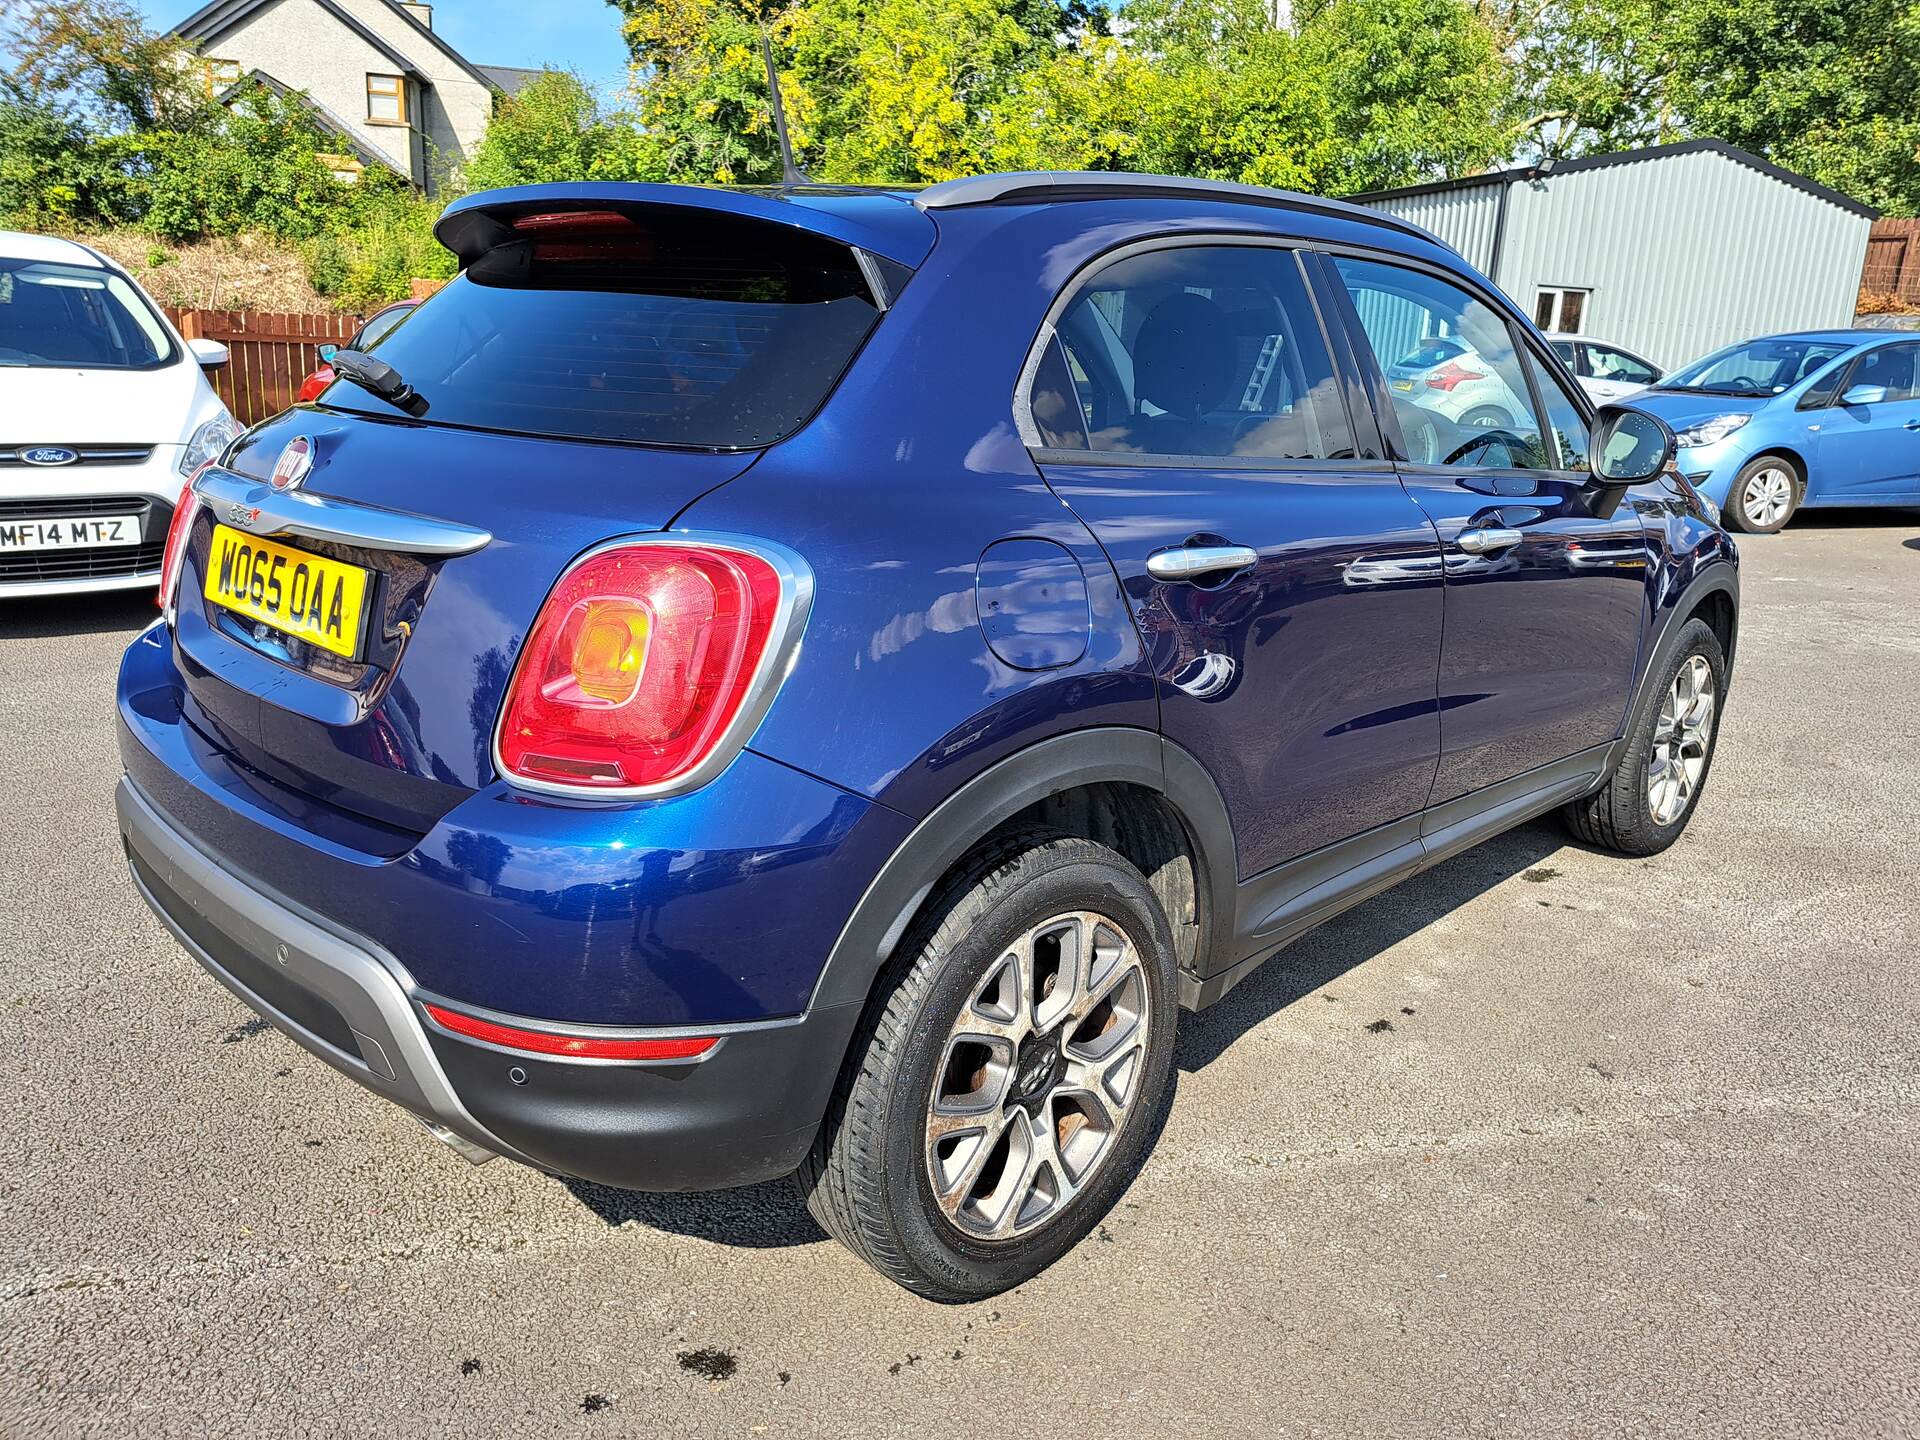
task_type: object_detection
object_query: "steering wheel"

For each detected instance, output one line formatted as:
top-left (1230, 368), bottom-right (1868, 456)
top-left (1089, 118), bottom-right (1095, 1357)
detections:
top-left (1442, 427), bottom-right (1532, 467)
top-left (1726, 375), bottom-right (1761, 391)
top-left (1394, 404), bottom-right (1444, 465)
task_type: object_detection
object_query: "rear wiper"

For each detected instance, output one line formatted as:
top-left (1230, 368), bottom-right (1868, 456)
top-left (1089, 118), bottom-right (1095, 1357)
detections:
top-left (328, 349), bottom-right (429, 417)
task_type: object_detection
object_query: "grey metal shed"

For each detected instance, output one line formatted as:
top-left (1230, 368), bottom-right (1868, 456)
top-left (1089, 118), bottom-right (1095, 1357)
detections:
top-left (1356, 140), bottom-right (1879, 371)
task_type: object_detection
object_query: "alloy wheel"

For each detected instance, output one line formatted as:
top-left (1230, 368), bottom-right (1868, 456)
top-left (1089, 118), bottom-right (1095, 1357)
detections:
top-left (1740, 466), bottom-right (1794, 529)
top-left (924, 911), bottom-right (1151, 1240)
top-left (1647, 655), bottom-right (1717, 825)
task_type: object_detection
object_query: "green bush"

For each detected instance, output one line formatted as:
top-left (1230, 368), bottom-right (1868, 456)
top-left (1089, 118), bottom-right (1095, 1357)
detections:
top-left (463, 70), bottom-right (657, 190)
top-left (302, 190), bottom-right (456, 309)
top-left (0, 93), bottom-right (124, 228)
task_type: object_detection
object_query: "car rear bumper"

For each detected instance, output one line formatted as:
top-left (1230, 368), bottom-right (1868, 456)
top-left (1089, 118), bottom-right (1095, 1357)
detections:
top-left (118, 774), bottom-right (866, 1191)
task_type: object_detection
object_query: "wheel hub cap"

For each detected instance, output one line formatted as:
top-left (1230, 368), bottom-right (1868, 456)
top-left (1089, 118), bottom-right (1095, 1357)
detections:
top-left (1742, 468), bottom-right (1792, 527)
top-left (1647, 654), bottom-right (1717, 825)
top-left (924, 910), bottom-right (1151, 1241)
top-left (1009, 1031), bottom-right (1066, 1108)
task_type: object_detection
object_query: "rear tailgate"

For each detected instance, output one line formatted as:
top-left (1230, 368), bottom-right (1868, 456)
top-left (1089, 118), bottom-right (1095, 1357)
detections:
top-left (174, 417), bottom-right (761, 838)
top-left (167, 186), bottom-right (929, 842)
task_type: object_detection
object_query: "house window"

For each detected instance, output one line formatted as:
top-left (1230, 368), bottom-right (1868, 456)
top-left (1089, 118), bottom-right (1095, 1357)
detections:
top-left (204, 57), bottom-right (242, 92)
top-left (316, 152), bottom-right (365, 184)
top-left (1534, 286), bottom-right (1590, 334)
top-left (366, 73), bottom-right (407, 124)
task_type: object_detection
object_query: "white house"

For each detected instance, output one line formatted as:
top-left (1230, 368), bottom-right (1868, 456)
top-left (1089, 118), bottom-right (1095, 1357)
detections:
top-left (170, 0), bottom-right (544, 192)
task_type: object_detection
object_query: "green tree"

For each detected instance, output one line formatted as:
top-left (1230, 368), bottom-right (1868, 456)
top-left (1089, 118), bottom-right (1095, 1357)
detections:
top-left (992, 0), bottom-right (1514, 193)
top-left (612, 0), bottom-right (789, 183)
top-left (461, 69), bottom-right (657, 189)
top-left (1298, 0), bottom-right (1519, 193)
top-left (2, 0), bottom-right (211, 131)
top-left (1495, 0), bottom-right (1920, 213)
top-left (792, 0), bottom-right (1037, 181)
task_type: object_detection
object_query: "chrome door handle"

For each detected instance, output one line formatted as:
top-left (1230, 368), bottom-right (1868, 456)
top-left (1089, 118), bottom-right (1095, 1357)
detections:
top-left (1456, 526), bottom-right (1523, 555)
top-left (1145, 544), bottom-right (1259, 583)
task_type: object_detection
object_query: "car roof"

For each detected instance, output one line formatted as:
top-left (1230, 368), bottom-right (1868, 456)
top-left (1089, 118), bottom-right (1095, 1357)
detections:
top-left (1758, 329), bottom-right (1889, 344)
top-left (0, 230), bottom-right (108, 267)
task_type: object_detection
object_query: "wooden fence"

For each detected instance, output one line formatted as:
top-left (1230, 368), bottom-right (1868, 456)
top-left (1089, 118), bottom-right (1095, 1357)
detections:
top-left (1860, 219), bottom-right (1920, 308)
top-left (164, 308), bottom-right (364, 425)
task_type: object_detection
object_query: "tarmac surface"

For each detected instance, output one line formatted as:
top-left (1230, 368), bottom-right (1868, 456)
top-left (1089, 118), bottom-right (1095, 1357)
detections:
top-left (3, 512), bottom-right (1916, 1436)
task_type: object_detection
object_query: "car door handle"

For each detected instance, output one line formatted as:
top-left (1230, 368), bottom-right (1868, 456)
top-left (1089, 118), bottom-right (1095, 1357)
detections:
top-left (1904, 419), bottom-right (1920, 431)
top-left (1146, 545), bottom-right (1259, 583)
top-left (1456, 526), bottom-right (1524, 554)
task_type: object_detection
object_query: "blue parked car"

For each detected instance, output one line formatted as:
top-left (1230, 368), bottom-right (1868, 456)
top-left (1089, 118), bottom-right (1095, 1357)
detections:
top-left (117, 174), bottom-right (1736, 1299)
top-left (1627, 329), bottom-right (1920, 533)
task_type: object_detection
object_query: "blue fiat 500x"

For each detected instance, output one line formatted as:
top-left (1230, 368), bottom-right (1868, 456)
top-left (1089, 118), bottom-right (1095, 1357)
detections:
top-left (118, 173), bottom-right (1737, 1299)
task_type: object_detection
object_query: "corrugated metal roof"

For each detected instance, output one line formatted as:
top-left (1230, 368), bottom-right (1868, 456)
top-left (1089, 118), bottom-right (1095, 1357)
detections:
top-left (1355, 144), bottom-right (1876, 365)
top-left (1355, 140), bottom-right (1879, 221)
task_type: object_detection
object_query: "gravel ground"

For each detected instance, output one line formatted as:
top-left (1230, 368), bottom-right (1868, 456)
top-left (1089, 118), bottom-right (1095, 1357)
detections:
top-left (2, 513), bottom-right (1917, 1438)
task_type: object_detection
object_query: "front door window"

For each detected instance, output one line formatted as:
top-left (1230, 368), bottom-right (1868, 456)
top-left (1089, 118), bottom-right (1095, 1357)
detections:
top-left (1332, 255), bottom-right (1550, 470)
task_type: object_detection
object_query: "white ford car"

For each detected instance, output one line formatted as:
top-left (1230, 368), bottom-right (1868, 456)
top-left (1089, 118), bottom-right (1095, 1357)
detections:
top-left (0, 231), bottom-right (238, 599)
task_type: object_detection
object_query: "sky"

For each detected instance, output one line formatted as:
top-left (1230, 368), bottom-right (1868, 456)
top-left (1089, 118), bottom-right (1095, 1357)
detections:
top-left (132, 0), bottom-right (634, 95)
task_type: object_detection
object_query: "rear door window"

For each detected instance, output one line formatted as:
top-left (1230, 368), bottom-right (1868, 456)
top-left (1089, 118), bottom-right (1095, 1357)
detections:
top-left (1025, 244), bottom-right (1355, 461)
top-left (321, 209), bottom-right (884, 449)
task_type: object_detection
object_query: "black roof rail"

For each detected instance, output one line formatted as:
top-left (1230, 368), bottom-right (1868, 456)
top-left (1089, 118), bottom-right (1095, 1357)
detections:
top-left (913, 171), bottom-right (1449, 249)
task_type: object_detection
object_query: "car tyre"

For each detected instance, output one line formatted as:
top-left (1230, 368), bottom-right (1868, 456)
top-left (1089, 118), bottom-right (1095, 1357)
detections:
top-left (1726, 456), bottom-right (1800, 534)
top-left (796, 827), bottom-right (1178, 1301)
top-left (1561, 617), bottom-right (1725, 857)
top-left (1458, 404), bottom-right (1511, 430)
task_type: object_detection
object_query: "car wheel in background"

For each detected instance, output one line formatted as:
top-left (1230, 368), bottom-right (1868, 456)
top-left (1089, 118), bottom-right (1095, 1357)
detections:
top-left (798, 829), bottom-right (1178, 1301)
top-left (1561, 617), bottom-right (1726, 857)
top-left (1727, 456), bottom-right (1800, 534)
top-left (1459, 405), bottom-right (1510, 430)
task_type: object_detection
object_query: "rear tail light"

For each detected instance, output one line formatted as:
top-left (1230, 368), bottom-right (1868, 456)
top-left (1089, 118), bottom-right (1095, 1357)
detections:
top-left (296, 365), bottom-right (334, 404)
top-left (423, 1002), bottom-right (717, 1061)
top-left (495, 538), bottom-right (809, 797)
top-left (156, 465), bottom-right (207, 619)
top-left (1425, 361), bottom-right (1486, 392)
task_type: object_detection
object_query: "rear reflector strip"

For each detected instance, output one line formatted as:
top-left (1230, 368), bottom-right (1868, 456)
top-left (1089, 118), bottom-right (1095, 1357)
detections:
top-left (423, 1003), bottom-right (718, 1061)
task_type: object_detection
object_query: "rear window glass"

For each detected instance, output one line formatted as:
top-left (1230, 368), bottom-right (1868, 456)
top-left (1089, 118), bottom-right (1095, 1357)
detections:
top-left (321, 209), bottom-right (883, 448)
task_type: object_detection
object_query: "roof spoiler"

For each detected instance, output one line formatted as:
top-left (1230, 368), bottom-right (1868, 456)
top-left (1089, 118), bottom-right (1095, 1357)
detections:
top-left (433, 183), bottom-right (934, 271)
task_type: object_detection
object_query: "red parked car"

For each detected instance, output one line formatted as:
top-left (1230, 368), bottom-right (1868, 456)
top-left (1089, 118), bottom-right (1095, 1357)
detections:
top-left (295, 301), bottom-right (417, 404)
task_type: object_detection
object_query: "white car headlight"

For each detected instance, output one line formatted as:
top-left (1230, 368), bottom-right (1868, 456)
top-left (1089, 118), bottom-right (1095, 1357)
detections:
top-left (179, 412), bottom-right (241, 476)
top-left (1673, 413), bottom-right (1751, 449)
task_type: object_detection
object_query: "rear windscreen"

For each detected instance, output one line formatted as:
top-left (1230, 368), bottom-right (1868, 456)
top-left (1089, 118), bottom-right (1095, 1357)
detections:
top-left (321, 209), bottom-right (884, 449)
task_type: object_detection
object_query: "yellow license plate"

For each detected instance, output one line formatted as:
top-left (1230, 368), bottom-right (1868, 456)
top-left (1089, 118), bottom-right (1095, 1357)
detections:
top-left (1392, 379), bottom-right (1415, 391)
top-left (202, 525), bottom-right (371, 659)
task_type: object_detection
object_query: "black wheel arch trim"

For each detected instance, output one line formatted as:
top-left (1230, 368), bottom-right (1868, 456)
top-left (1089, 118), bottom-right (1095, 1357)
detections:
top-left (807, 727), bottom-right (1239, 1015)
top-left (1644, 560), bottom-right (1739, 708)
